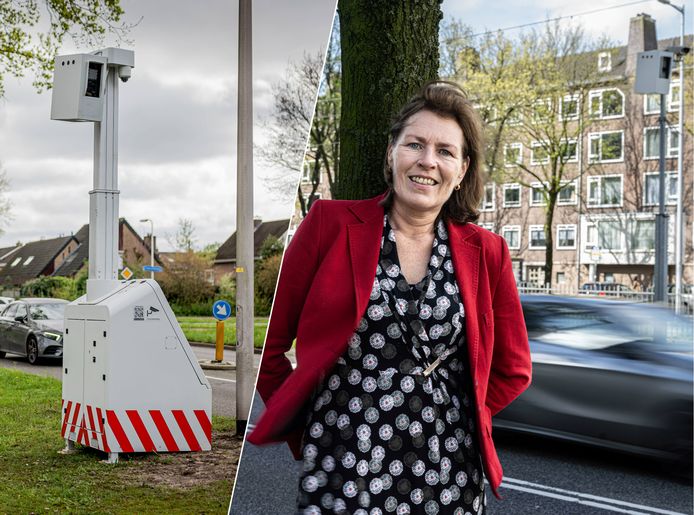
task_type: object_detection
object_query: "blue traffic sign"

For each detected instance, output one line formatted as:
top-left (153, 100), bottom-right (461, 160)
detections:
top-left (212, 300), bottom-right (232, 321)
top-left (143, 265), bottom-right (163, 273)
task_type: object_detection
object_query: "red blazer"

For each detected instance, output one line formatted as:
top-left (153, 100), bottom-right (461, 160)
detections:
top-left (247, 195), bottom-right (531, 498)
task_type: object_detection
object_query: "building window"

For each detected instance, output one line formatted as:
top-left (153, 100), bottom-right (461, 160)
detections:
top-left (588, 131), bottom-right (623, 162)
top-left (631, 219), bottom-right (655, 251)
top-left (556, 271), bottom-right (566, 284)
top-left (504, 143), bottom-right (522, 166)
top-left (644, 172), bottom-right (677, 206)
top-left (301, 160), bottom-right (320, 183)
top-left (556, 225), bottom-right (576, 249)
top-left (597, 220), bottom-right (623, 251)
top-left (597, 51), bottom-right (612, 72)
top-left (503, 183), bottom-right (521, 207)
top-left (481, 183), bottom-right (495, 211)
top-left (589, 88), bottom-right (624, 118)
top-left (478, 222), bottom-right (495, 232)
top-left (644, 127), bottom-right (679, 159)
top-left (23, 256), bottom-right (34, 266)
top-left (586, 223), bottom-right (598, 248)
top-left (588, 175), bottom-right (623, 207)
top-left (560, 139), bottom-right (578, 162)
top-left (507, 108), bottom-right (522, 126)
top-left (529, 225), bottom-right (546, 249)
top-left (530, 142), bottom-right (549, 165)
top-left (557, 180), bottom-right (577, 205)
top-left (644, 82), bottom-right (680, 114)
top-left (530, 183), bottom-right (546, 206)
top-left (533, 98), bottom-right (553, 122)
top-left (10, 257), bottom-right (21, 267)
top-left (527, 265), bottom-right (545, 286)
top-left (502, 226), bottom-right (521, 249)
top-left (559, 94), bottom-right (579, 120)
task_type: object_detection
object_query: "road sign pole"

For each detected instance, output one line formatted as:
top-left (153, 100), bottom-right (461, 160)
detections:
top-left (235, 0), bottom-right (254, 437)
top-left (215, 321), bottom-right (224, 362)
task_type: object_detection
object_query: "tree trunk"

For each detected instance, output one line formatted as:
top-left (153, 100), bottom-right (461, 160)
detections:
top-left (337, 0), bottom-right (443, 200)
top-left (544, 193), bottom-right (557, 286)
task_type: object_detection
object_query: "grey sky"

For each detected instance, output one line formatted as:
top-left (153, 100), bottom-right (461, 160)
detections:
top-left (0, 0), bottom-right (337, 251)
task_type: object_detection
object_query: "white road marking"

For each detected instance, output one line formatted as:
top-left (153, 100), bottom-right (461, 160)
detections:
top-left (206, 375), bottom-right (236, 383)
top-left (501, 477), bottom-right (687, 515)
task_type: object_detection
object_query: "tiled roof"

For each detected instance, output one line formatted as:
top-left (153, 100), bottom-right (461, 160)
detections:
top-left (0, 236), bottom-right (75, 286)
top-left (215, 219), bottom-right (290, 263)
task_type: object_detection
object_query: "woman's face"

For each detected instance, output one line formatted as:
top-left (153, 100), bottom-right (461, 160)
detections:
top-left (387, 109), bottom-right (469, 218)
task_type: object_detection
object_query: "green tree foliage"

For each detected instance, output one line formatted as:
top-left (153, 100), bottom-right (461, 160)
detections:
top-left (0, 0), bottom-right (130, 96)
top-left (336, 0), bottom-right (443, 200)
top-left (158, 251), bottom-right (214, 308)
top-left (20, 276), bottom-right (76, 299)
top-left (253, 235), bottom-right (284, 316)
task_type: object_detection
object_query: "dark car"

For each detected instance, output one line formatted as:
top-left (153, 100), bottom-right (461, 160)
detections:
top-left (494, 295), bottom-right (693, 464)
top-left (0, 298), bottom-right (68, 364)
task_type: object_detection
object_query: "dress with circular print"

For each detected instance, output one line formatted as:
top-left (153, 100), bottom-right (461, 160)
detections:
top-left (297, 215), bottom-right (485, 515)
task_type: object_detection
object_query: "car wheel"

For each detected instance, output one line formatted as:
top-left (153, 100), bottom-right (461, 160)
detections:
top-left (26, 336), bottom-right (39, 365)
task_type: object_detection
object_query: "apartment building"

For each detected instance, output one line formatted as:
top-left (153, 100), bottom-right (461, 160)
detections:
top-left (477, 14), bottom-right (692, 290)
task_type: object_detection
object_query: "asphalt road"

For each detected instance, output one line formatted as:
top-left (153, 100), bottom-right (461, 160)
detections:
top-left (230, 392), bottom-right (693, 515)
top-left (0, 343), bottom-right (259, 419)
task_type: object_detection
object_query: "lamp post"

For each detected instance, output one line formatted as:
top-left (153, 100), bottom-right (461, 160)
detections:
top-left (140, 218), bottom-right (154, 280)
top-left (657, 0), bottom-right (686, 312)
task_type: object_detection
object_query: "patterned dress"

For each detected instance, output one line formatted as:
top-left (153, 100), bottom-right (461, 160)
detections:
top-left (297, 216), bottom-right (485, 515)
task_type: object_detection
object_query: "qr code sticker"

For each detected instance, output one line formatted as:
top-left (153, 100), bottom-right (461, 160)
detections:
top-left (134, 305), bottom-right (144, 321)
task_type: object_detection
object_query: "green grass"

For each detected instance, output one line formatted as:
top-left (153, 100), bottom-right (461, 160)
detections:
top-left (0, 369), bottom-right (235, 514)
top-left (178, 316), bottom-right (269, 349)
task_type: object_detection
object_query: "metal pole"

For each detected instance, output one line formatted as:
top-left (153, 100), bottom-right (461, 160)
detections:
top-left (236, 0), bottom-right (254, 436)
top-left (139, 218), bottom-right (154, 279)
top-left (87, 66), bottom-right (121, 301)
top-left (654, 93), bottom-right (670, 302)
top-left (674, 5), bottom-right (685, 313)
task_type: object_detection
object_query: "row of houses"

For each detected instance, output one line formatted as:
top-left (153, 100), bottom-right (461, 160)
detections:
top-left (0, 218), bottom-right (290, 295)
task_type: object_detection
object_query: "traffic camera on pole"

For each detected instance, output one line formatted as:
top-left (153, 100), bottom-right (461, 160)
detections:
top-left (51, 48), bottom-right (212, 463)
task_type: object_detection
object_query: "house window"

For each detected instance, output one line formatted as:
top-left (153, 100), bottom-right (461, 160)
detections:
top-left (23, 256), bottom-right (34, 266)
top-left (507, 108), bottom-right (522, 126)
top-left (556, 225), bottom-right (576, 249)
top-left (533, 98), bottom-right (553, 122)
top-left (644, 172), bottom-right (677, 206)
top-left (530, 183), bottom-right (546, 206)
top-left (557, 180), bottom-right (577, 205)
top-left (598, 51), bottom-right (612, 72)
top-left (644, 82), bottom-right (680, 114)
top-left (588, 175), bottom-right (623, 207)
top-left (504, 143), bottom-right (522, 166)
top-left (597, 220), bottom-right (623, 251)
top-left (560, 139), bottom-right (578, 162)
top-left (481, 183), bottom-right (495, 211)
top-left (586, 224), bottom-right (598, 248)
top-left (588, 131), bottom-right (623, 162)
top-left (527, 265), bottom-right (544, 286)
top-left (556, 271), bottom-right (566, 284)
top-left (301, 160), bottom-right (320, 183)
top-left (478, 222), bottom-right (495, 232)
top-left (589, 88), bottom-right (624, 118)
top-left (10, 257), bottom-right (21, 267)
top-left (644, 127), bottom-right (679, 159)
top-left (631, 219), bottom-right (655, 251)
top-left (502, 226), bottom-right (521, 249)
top-left (529, 225), bottom-right (546, 249)
top-left (530, 142), bottom-right (549, 165)
top-left (503, 183), bottom-right (521, 207)
top-left (559, 94), bottom-right (580, 120)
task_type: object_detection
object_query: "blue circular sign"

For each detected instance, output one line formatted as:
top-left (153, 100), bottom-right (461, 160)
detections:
top-left (212, 300), bottom-right (232, 321)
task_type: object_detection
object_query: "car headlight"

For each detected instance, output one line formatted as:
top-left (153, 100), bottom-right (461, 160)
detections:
top-left (40, 332), bottom-right (62, 341)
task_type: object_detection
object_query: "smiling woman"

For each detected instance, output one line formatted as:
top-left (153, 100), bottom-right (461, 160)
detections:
top-left (249, 82), bottom-right (532, 514)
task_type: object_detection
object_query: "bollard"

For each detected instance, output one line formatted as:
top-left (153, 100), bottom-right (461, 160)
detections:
top-left (215, 320), bottom-right (224, 362)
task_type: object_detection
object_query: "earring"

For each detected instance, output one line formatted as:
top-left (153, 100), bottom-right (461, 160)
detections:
top-left (454, 183), bottom-right (461, 191)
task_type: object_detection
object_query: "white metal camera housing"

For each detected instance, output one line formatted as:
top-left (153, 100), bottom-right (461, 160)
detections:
top-left (634, 50), bottom-right (674, 95)
top-left (50, 54), bottom-right (108, 122)
top-left (118, 65), bottom-right (132, 83)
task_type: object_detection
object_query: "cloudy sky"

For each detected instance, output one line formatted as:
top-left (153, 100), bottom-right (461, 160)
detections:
top-left (0, 0), bottom-right (337, 251)
top-left (0, 0), bottom-right (689, 252)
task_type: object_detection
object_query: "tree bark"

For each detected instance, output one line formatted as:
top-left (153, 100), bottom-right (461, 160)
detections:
top-left (337, 0), bottom-right (443, 200)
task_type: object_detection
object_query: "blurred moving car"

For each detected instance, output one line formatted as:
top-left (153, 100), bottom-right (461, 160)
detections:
top-left (0, 298), bottom-right (68, 364)
top-left (495, 295), bottom-right (693, 465)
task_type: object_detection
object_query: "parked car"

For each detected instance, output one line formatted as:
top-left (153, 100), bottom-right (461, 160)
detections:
top-left (0, 298), bottom-right (68, 364)
top-left (579, 282), bottom-right (639, 299)
top-left (0, 296), bottom-right (14, 305)
top-left (494, 295), bottom-right (693, 465)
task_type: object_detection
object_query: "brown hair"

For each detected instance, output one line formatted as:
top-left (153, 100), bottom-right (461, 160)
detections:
top-left (381, 80), bottom-right (485, 224)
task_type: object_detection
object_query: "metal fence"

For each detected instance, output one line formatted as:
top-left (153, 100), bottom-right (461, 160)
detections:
top-left (517, 284), bottom-right (694, 317)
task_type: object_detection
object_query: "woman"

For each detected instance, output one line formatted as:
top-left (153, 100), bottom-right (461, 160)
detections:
top-left (248, 81), bottom-right (531, 514)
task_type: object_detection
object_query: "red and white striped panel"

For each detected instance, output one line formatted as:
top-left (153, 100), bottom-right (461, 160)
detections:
top-left (61, 399), bottom-right (211, 453)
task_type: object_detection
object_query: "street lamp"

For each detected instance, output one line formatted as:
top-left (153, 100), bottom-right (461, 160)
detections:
top-left (658, 0), bottom-right (686, 312)
top-left (140, 218), bottom-right (154, 279)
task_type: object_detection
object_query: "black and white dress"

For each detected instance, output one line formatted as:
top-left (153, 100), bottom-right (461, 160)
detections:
top-left (297, 215), bottom-right (485, 515)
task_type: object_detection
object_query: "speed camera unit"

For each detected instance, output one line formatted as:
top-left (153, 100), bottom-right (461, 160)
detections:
top-left (634, 50), bottom-right (674, 95)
